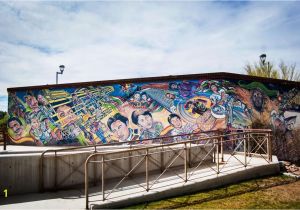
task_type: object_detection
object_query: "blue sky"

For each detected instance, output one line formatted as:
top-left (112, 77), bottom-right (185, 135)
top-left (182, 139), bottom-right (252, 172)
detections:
top-left (0, 1), bottom-right (300, 111)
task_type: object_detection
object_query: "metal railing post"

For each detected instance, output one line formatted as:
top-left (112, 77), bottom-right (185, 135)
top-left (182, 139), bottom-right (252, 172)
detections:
top-left (160, 139), bottom-right (164, 173)
top-left (220, 135), bottom-right (224, 162)
top-left (54, 151), bottom-right (57, 191)
top-left (244, 133), bottom-right (247, 167)
top-left (247, 132), bottom-right (251, 157)
top-left (129, 145), bottom-right (133, 177)
top-left (146, 149), bottom-right (149, 191)
top-left (101, 154), bottom-right (105, 201)
top-left (85, 157), bottom-right (89, 209)
top-left (213, 138), bottom-right (216, 163)
top-left (188, 141), bottom-right (191, 168)
top-left (216, 138), bottom-right (219, 174)
top-left (267, 132), bottom-right (272, 162)
top-left (93, 155), bottom-right (97, 186)
top-left (3, 128), bottom-right (7, 151)
top-left (184, 143), bottom-right (188, 182)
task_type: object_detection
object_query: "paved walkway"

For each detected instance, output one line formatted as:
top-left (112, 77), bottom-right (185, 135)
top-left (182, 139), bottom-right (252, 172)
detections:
top-left (0, 188), bottom-right (86, 210)
top-left (0, 145), bottom-right (67, 154)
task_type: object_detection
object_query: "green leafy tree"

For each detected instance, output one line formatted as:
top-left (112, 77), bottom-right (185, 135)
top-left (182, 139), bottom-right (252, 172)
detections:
top-left (0, 111), bottom-right (8, 127)
top-left (244, 57), bottom-right (300, 81)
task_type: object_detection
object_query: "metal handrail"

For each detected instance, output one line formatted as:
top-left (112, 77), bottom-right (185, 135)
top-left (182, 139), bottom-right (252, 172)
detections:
top-left (39, 129), bottom-right (222, 192)
top-left (84, 129), bottom-right (272, 209)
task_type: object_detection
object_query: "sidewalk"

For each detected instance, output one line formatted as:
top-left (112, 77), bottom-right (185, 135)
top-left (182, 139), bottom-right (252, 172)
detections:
top-left (0, 188), bottom-right (86, 210)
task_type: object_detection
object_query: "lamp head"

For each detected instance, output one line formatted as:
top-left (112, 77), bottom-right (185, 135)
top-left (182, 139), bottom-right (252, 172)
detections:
top-left (59, 65), bottom-right (65, 73)
top-left (259, 54), bottom-right (266, 65)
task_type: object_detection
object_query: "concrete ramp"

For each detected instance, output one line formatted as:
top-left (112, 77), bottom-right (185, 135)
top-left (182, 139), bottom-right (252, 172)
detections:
top-left (88, 154), bottom-right (279, 209)
top-left (0, 155), bottom-right (279, 210)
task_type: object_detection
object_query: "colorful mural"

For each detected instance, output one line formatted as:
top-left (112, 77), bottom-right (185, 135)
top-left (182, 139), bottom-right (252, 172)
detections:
top-left (7, 78), bottom-right (300, 151)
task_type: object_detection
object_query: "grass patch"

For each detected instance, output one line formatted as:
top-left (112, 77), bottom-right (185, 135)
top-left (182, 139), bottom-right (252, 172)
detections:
top-left (125, 175), bottom-right (299, 209)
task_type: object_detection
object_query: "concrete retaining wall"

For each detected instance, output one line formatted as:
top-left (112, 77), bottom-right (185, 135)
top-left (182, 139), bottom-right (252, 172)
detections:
top-left (0, 144), bottom-right (213, 195)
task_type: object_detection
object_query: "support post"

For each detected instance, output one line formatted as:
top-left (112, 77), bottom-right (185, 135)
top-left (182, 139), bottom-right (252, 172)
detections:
top-left (188, 141), bottom-right (191, 168)
top-left (160, 139), bottom-right (164, 173)
top-left (101, 155), bottom-right (105, 201)
top-left (267, 132), bottom-right (272, 162)
top-left (213, 138), bottom-right (216, 163)
top-left (3, 128), bottom-right (7, 151)
top-left (93, 155), bottom-right (97, 186)
top-left (216, 137), bottom-right (220, 174)
top-left (220, 136), bottom-right (224, 162)
top-left (85, 157), bottom-right (89, 209)
top-left (146, 149), bottom-right (149, 191)
top-left (247, 132), bottom-right (251, 157)
top-left (244, 133), bottom-right (247, 167)
top-left (129, 145), bottom-right (132, 177)
top-left (54, 151), bottom-right (57, 191)
top-left (184, 143), bottom-right (188, 182)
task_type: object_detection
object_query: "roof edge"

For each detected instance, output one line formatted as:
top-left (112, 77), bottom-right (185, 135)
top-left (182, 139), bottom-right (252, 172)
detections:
top-left (7, 72), bottom-right (300, 92)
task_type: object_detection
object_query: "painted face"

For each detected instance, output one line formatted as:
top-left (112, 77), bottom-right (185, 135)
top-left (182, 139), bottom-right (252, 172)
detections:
top-left (72, 95), bottom-right (78, 101)
top-left (170, 117), bottom-right (182, 129)
top-left (9, 120), bottom-right (23, 136)
top-left (26, 95), bottom-right (39, 110)
top-left (111, 120), bottom-right (130, 141)
top-left (44, 119), bottom-right (50, 129)
top-left (134, 93), bottom-right (140, 101)
top-left (211, 85), bottom-right (218, 92)
top-left (252, 89), bottom-right (264, 111)
top-left (285, 117), bottom-right (296, 131)
top-left (141, 94), bottom-right (147, 101)
top-left (171, 84), bottom-right (177, 89)
top-left (31, 118), bottom-right (40, 129)
top-left (37, 95), bottom-right (43, 101)
top-left (88, 117), bottom-right (94, 125)
top-left (274, 119), bottom-right (286, 133)
top-left (57, 105), bottom-right (77, 126)
top-left (138, 114), bottom-right (153, 129)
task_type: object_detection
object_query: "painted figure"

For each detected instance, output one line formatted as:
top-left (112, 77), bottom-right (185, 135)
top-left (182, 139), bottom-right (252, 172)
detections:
top-left (29, 117), bottom-right (43, 145)
top-left (24, 93), bottom-right (40, 113)
top-left (8, 117), bottom-right (25, 139)
top-left (131, 110), bottom-right (163, 143)
top-left (84, 88), bottom-right (99, 109)
top-left (8, 117), bottom-right (35, 144)
top-left (168, 113), bottom-right (197, 141)
top-left (56, 104), bottom-right (89, 145)
top-left (72, 93), bottom-right (87, 115)
top-left (107, 113), bottom-right (139, 143)
top-left (88, 117), bottom-right (107, 144)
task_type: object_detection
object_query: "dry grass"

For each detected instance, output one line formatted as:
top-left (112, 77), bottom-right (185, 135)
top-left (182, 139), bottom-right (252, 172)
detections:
top-left (125, 175), bottom-right (300, 209)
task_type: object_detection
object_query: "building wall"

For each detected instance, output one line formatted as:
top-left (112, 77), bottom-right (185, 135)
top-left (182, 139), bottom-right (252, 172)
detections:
top-left (7, 78), bottom-right (300, 159)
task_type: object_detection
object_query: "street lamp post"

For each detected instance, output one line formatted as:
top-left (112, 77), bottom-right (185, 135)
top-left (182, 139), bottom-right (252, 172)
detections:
top-left (259, 54), bottom-right (269, 72)
top-left (56, 65), bottom-right (65, 84)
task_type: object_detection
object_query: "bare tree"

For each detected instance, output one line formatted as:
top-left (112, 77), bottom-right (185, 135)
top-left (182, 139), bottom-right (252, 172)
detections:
top-left (244, 56), bottom-right (300, 81)
top-left (279, 61), bottom-right (300, 81)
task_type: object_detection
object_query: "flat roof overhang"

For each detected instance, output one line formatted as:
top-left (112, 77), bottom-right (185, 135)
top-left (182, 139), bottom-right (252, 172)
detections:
top-left (7, 72), bottom-right (300, 92)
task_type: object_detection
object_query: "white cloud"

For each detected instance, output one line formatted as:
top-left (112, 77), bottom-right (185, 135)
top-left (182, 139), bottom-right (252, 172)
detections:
top-left (0, 1), bottom-right (299, 111)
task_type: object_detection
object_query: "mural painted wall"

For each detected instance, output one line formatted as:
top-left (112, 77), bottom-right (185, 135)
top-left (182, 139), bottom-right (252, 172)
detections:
top-left (7, 78), bottom-right (300, 158)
